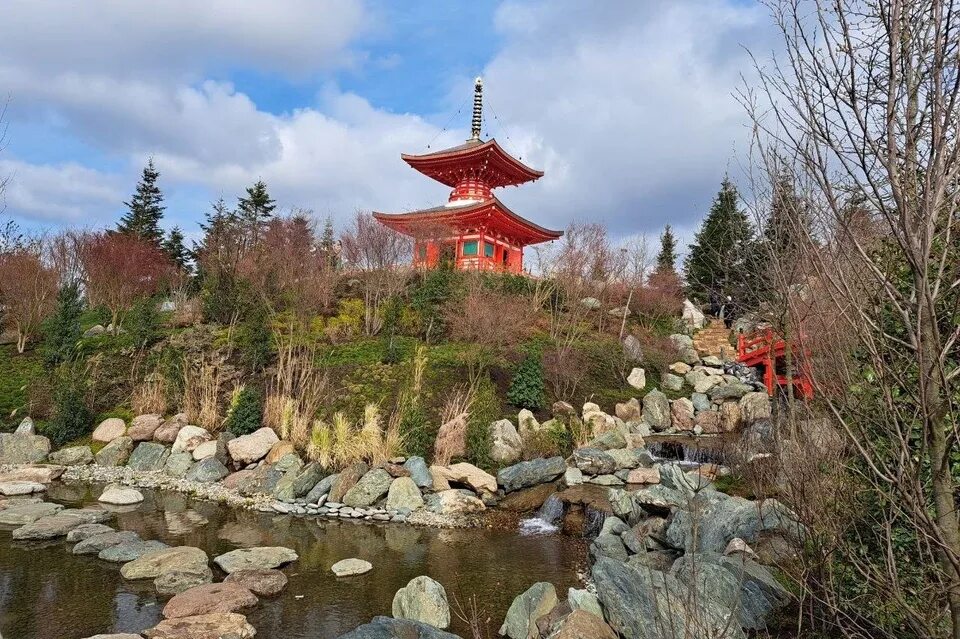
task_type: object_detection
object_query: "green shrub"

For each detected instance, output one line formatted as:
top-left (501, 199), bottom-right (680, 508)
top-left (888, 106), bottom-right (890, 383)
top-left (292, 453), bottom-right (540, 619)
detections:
top-left (44, 365), bottom-right (92, 446)
top-left (224, 386), bottom-right (264, 436)
top-left (236, 303), bottom-right (273, 373)
top-left (507, 345), bottom-right (545, 410)
top-left (126, 296), bottom-right (162, 349)
top-left (41, 282), bottom-right (84, 368)
top-left (398, 403), bottom-right (433, 460)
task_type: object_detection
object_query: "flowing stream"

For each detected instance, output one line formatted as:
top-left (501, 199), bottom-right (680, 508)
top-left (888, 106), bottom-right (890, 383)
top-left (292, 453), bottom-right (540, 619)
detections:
top-left (0, 482), bottom-right (585, 639)
top-left (519, 494), bottom-right (565, 535)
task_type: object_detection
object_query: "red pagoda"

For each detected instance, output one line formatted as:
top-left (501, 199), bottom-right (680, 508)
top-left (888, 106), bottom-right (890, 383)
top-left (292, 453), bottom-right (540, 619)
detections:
top-left (373, 78), bottom-right (562, 274)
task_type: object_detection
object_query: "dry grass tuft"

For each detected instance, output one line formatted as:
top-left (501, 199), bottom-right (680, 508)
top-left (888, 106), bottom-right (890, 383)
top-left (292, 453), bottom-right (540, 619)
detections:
top-left (264, 328), bottom-right (329, 450)
top-left (181, 354), bottom-right (225, 431)
top-left (433, 383), bottom-right (476, 466)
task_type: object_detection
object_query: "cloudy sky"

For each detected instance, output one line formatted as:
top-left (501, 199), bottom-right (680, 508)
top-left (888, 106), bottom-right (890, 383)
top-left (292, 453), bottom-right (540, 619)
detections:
top-left (0, 0), bottom-right (777, 247)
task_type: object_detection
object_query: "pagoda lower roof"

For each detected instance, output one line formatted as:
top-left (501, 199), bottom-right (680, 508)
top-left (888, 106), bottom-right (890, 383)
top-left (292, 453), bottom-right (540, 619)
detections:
top-left (402, 138), bottom-right (544, 188)
top-left (373, 196), bottom-right (562, 245)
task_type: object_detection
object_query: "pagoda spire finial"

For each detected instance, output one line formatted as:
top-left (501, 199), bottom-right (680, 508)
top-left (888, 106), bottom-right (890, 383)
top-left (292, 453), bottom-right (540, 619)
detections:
top-left (470, 76), bottom-right (483, 141)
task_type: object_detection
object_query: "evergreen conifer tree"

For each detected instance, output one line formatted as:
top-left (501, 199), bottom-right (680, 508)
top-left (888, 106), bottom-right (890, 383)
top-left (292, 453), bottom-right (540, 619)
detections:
top-left (41, 282), bottom-right (84, 368)
top-left (683, 179), bottom-right (756, 302)
top-left (237, 180), bottom-right (276, 246)
top-left (320, 215), bottom-right (339, 270)
top-left (117, 159), bottom-right (165, 248)
top-left (655, 224), bottom-right (678, 274)
top-left (162, 226), bottom-right (190, 271)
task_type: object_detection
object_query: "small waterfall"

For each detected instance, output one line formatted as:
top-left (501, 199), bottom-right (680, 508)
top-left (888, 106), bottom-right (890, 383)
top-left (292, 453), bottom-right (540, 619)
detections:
top-left (519, 494), bottom-right (565, 535)
top-left (648, 440), bottom-right (727, 465)
top-left (583, 507), bottom-right (606, 538)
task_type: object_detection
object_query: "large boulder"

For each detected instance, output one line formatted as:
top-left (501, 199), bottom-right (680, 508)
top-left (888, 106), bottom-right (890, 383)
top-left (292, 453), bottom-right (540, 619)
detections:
top-left (671, 398), bottom-right (696, 430)
top-left (154, 414), bottom-right (187, 444)
top-left (499, 483), bottom-right (558, 512)
top-left (709, 382), bottom-right (753, 401)
top-left (739, 392), bottom-right (772, 423)
top-left (0, 432), bottom-right (51, 464)
top-left (444, 462), bottom-right (496, 494)
top-left (12, 508), bottom-right (112, 540)
top-left (128, 414), bottom-right (163, 441)
top-left (386, 476), bottom-right (424, 511)
top-left (120, 546), bottom-right (209, 580)
top-left (682, 299), bottom-right (706, 329)
top-left (185, 458), bottom-right (229, 483)
top-left (615, 398), bottom-right (642, 423)
top-left (95, 436), bottom-right (134, 467)
top-left (165, 452), bottom-right (194, 478)
top-left (403, 457), bottom-right (433, 490)
top-left (392, 576), bottom-right (451, 629)
top-left (142, 612), bottom-right (256, 639)
top-left (0, 501), bottom-right (63, 525)
top-left (171, 426), bottom-right (212, 454)
top-left (343, 469), bottom-right (393, 507)
top-left (424, 489), bottom-right (485, 516)
top-left (274, 461), bottom-right (324, 501)
top-left (72, 530), bottom-right (141, 555)
top-left (627, 367), bottom-right (646, 390)
top-left (336, 616), bottom-right (461, 639)
top-left (127, 442), bottom-right (171, 472)
top-left (0, 465), bottom-right (63, 483)
top-left (224, 568), bottom-right (288, 596)
top-left (548, 609), bottom-right (618, 639)
top-left (49, 445), bottom-right (94, 466)
top-left (592, 557), bottom-right (745, 639)
top-left (191, 440), bottom-right (218, 461)
top-left (213, 546), bottom-right (298, 574)
top-left (305, 473), bottom-right (339, 503)
top-left (572, 448), bottom-right (617, 475)
top-left (99, 486), bottom-right (144, 505)
top-left (162, 582), bottom-right (258, 619)
top-left (489, 419), bottom-right (523, 464)
top-left (155, 565), bottom-right (215, 596)
top-left (92, 418), bottom-right (126, 443)
top-left (265, 440), bottom-right (296, 464)
top-left (329, 462), bottom-right (370, 502)
top-left (99, 539), bottom-right (170, 563)
top-left (641, 390), bottom-right (670, 430)
top-left (67, 523), bottom-right (115, 542)
top-left (499, 582), bottom-right (558, 639)
top-left (331, 558), bottom-right (373, 576)
top-left (497, 457), bottom-right (566, 493)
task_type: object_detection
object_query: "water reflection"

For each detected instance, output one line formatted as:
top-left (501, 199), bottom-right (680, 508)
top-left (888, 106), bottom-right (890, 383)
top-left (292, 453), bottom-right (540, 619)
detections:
top-left (0, 484), bottom-right (585, 638)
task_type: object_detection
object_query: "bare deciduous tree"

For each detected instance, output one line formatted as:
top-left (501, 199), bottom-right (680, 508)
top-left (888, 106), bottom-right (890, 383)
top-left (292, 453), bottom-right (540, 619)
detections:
top-left (0, 238), bottom-right (58, 352)
top-left (744, 1), bottom-right (960, 636)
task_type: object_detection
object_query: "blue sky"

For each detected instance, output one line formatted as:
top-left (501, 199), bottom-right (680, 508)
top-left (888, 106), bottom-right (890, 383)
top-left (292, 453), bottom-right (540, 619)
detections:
top-left (0, 0), bottom-right (776, 248)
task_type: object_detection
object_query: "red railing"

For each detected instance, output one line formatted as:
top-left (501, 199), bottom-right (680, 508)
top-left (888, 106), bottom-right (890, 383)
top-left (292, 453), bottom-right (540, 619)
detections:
top-left (737, 327), bottom-right (814, 400)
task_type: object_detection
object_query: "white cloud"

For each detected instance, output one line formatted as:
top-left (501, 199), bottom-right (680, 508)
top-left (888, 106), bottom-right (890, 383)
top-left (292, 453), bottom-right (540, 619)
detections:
top-left (0, 160), bottom-right (124, 224)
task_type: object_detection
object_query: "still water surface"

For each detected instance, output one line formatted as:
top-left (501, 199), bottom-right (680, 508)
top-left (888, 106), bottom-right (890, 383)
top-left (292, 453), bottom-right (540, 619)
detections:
top-left (0, 483), bottom-right (584, 638)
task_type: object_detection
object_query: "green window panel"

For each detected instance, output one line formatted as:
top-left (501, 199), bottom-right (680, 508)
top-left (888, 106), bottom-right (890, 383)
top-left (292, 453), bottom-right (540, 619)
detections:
top-left (484, 242), bottom-right (495, 257)
top-left (462, 240), bottom-right (478, 256)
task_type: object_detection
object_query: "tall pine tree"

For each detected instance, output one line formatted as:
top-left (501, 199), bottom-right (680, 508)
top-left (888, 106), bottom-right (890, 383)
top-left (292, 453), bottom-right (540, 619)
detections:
top-left (655, 224), bottom-right (678, 275)
top-left (117, 159), bottom-right (165, 248)
top-left (683, 178), bottom-right (756, 303)
top-left (237, 180), bottom-right (276, 246)
top-left (41, 282), bottom-right (84, 368)
top-left (320, 215), bottom-right (339, 270)
top-left (162, 227), bottom-right (190, 271)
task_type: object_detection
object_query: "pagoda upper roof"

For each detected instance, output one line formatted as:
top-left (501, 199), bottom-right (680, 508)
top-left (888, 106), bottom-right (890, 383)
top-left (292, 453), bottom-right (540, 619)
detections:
top-left (373, 196), bottom-right (562, 245)
top-left (402, 138), bottom-right (544, 189)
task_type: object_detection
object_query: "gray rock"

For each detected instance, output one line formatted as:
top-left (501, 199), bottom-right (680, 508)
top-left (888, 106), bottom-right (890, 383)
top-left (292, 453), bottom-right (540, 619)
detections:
top-left (573, 448), bottom-right (617, 475)
top-left (12, 508), bottom-right (111, 540)
top-left (66, 523), bottom-right (115, 542)
top-left (499, 582), bottom-right (558, 639)
top-left (641, 390), bottom-right (670, 430)
top-left (127, 442), bottom-right (171, 472)
top-left (590, 533), bottom-right (630, 562)
top-left (424, 489), bottom-right (485, 516)
top-left (72, 530), bottom-right (141, 554)
top-left (99, 539), bottom-right (169, 563)
top-left (592, 557), bottom-right (745, 639)
top-left (215, 430), bottom-right (236, 467)
top-left (226, 427), bottom-right (278, 465)
top-left (343, 469), bottom-right (393, 508)
top-left (165, 451), bottom-right (194, 477)
top-left (662, 373), bottom-right (684, 391)
top-left (0, 501), bottom-right (63, 525)
top-left (95, 436), bottom-right (134, 467)
top-left (185, 457), bottom-right (229, 483)
top-left (386, 476), bottom-right (424, 511)
top-left (214, 546), bottom-right (298, 574)
top-left (275, 461), bottom-right (324, 501)
top-left (403, 457), bottom-right (433, 490)
top-left (606, 448), bottom-right (648, 470)
top-left (666, 491), bottom-right (801, 554)
top-left (335, 616), bottom-right (461, 639)
top-left (691, 392), bottom-right (711, 412)
top-left (120, 545), bottom-right (208, 579)
top-left (709, 382), bottom-right (754, 401)
top-left (0, 432), bottom-right (50, 464)
top-left (563, 467), bottom-right (583, 486)
top-left (588, 428), bottom-right (627, 451)
top-left (98, 486), bottom-right (144, 505)
top-left (670, 333), bottom-right (694, 350)
top-left (392, 575), bottom-right (451, 629)
top-left (489, 419), bottom-right (523, 464)
top-left (672, 552), bottom-right (790, 631)
top-left (49, 445), bottom-right (94, 466)
top-left (567, 587), bottom-right (603, 619)
top-left (154, 565), bottom-right (214, 595)
top-left (305, 473), bottom-right (339, 503)
top-left (331, 558), bottom-right (373, 576)
top-left (496, 457), bottom-right (566, 493)
top-left (15, 417), bottom-right (35, 435)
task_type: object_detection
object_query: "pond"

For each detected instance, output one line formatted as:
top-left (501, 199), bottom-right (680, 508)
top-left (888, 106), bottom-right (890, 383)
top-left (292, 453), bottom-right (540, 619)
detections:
top-left (0, 482), bottom-right (586, 638)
